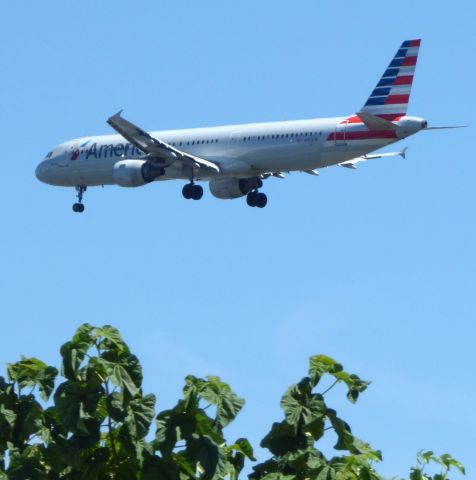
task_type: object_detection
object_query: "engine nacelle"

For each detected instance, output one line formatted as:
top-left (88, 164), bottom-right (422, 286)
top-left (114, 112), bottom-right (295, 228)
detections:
top-left (112, 160), bottom-right (165, 187)
top-left (209, 177), bottom-right (262, 199)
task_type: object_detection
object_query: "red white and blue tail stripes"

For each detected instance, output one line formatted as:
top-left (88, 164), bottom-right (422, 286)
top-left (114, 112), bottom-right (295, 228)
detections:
top-left (361, 39), bottom-right (421, 117)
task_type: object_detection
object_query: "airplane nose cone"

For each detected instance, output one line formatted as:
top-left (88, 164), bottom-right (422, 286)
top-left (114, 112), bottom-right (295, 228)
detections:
top-left (35, 161), bottom-right (47, 182)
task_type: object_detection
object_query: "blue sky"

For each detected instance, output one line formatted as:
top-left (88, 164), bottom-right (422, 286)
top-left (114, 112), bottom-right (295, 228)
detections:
top-left (0, 1), bottom-right (474, 477)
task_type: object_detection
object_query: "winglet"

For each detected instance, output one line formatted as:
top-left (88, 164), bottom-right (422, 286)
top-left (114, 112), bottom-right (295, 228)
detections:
top-left (399, 147), bottom-right (408, 159)
top-left (108, 110), bottom-right (123, 123)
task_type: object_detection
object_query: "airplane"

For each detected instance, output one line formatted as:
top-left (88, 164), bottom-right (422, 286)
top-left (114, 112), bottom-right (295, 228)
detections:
top-left (35, 39), bottom-right (463, 212)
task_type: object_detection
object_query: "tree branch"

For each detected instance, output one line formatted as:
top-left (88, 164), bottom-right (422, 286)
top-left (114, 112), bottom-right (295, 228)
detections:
top-left (104, 379), bottom-right (119, 465)
top-left (321, 379), bottom-right (339, 396)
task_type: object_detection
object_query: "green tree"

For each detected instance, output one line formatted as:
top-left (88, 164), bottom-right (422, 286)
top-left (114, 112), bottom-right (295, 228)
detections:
top-left (0, 324), bottom-right (465, 480)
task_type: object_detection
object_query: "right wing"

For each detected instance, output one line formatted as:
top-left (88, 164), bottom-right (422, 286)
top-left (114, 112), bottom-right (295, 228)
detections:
top-left (107, 111), bottom-right (220, 172)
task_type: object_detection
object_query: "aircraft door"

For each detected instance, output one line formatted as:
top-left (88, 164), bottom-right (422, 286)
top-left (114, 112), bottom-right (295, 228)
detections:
top-left (228, 131), bottom-right (242, 153)
top-left (56, 146), bottom-right (77, 167)
top-left (334, 120), bottom-right (348, 146)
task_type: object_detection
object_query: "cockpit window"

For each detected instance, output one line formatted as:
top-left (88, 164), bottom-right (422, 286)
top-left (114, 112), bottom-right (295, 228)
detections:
top-left (45, 151), bottom-right (53, 159)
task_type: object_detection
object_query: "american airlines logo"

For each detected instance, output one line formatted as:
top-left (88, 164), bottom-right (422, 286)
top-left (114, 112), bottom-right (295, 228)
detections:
top-left (85, 142), bottom-right (142, 159)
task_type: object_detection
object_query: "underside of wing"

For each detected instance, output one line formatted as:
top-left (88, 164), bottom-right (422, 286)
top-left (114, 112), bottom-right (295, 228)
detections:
top-left (107, 111), bottom-right (220, 172)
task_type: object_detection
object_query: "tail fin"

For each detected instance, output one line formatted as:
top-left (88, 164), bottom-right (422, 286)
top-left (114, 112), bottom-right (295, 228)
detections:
top-left (361, 39), bottom-right (421, 118)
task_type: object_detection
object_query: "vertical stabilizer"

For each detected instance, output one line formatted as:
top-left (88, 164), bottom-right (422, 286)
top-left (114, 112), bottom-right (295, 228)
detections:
top-left (361, 39), bottom-right (421, 118)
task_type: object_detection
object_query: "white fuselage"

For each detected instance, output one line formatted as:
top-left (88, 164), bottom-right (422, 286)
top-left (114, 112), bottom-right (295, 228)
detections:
top-left (35, 115), bottom-right (424, 188)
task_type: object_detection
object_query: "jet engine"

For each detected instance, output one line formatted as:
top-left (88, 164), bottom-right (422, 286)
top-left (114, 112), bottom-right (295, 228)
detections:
top-left (209, 177), bottom-right (262, 199)
top-left (112, 160), bottom-right (165, 187)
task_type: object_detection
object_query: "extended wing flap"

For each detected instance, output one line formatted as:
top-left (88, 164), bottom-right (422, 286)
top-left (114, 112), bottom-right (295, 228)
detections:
top-left (107, 111), bottom-right (220, 172)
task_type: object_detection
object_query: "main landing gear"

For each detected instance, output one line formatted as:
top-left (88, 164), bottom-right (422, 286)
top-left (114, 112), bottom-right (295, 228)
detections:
top-left (72, 185), bottom-right (86, 213)
top-left (182, 182), bottom-right (203, 201)
top-left (246, 190), bottom-right (267, 208)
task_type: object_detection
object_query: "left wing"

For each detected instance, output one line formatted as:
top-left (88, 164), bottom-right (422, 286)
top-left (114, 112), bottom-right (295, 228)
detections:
top-left (107, 111), bottom-right (220, 172)
top-left (339, 148), bottom-right (407, 169)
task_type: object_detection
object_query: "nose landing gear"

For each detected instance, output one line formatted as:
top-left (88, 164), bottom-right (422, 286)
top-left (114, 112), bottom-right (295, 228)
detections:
top-left (72, 186), bottom-right (86, 213)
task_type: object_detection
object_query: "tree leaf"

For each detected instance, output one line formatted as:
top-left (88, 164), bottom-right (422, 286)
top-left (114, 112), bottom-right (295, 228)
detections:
top-left (123, 393), bottom-right (156, 440)
top-left (6, 358), bottom-right (58, 402)
top-left (142, 456), bottom-right (182, 480)
top-left (326, 409), bottom-right (357, 453)
top-left (317, 465), bottom-right (336, 480)
top-left (0, 405), bottom-right (16, 428)
top-left (280, 379), bottom-right (326, 437)
top-left (186, 435), bottom-right (228, 480)
top-left (229, 437), bottom-right (256, 461)
top-left (439, 453), bottom-right (466, 474)
top-left (200, 376), bottom-right (245, 428)
top-left (54, 380), bottom-right (103, 436)
top-left (261, 421), bottom-right (308, 456)
top-left (93, 325), bottom-right (129, 353)
top-left (309, 355), bottom-right (343, 387)
top-left (333, 372), bottom-right (370, 404)
top-left (60, 324), bottom-right (95, 381)
top-left (110, 364), bottom-right (139, 397)
top-left (6, 444), bottom-right (46, 480)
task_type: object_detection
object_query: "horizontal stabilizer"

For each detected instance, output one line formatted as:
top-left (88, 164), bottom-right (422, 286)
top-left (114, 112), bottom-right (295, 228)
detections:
top-left (356, 111), bottom-right (398, 131)
top-left (339, 148), bottom-right (407, 169)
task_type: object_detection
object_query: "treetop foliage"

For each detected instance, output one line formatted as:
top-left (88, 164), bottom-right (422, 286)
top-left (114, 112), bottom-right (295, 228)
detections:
top-left (0, 324), bottom-right (465, 480)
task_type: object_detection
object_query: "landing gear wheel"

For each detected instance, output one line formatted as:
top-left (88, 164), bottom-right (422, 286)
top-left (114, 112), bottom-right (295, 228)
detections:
top-left (247, 191), bottom-right (258, 207)
top-left (191, 185), bottom-right (203, 200)
top-left (72, 203), bottom-right (85, 213)
top-left (247, 191), bottom-right (267, 208)
top-left (182, 184), bottom-right (193, 199)
top-left (183, 183), bottom-right (203, 200)
top-left (256, 193), bottom-right (267, 208)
